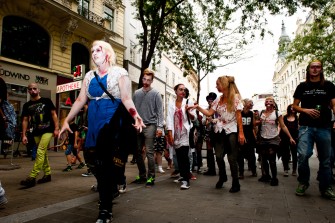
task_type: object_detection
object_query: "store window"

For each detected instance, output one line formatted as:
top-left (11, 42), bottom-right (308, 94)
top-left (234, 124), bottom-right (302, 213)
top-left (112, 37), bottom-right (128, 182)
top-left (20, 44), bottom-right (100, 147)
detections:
top-left (1, 16), bottom-right (50, 67)
top-left (71, 43), bottom-right (90, 74)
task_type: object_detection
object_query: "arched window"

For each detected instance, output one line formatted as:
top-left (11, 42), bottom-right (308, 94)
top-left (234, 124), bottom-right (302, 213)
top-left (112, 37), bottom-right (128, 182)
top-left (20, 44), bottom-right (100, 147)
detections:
top-left (1, 16), bottom-right (50, 67)
top-left (71, 43), bottom-right (90, 74)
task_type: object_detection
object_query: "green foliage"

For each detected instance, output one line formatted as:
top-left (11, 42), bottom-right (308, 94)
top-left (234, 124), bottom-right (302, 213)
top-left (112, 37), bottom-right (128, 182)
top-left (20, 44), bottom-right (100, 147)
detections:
top-left (132, 0), bottom-right (331, 91)
top-left (284, 2), bottom-right (335, 76)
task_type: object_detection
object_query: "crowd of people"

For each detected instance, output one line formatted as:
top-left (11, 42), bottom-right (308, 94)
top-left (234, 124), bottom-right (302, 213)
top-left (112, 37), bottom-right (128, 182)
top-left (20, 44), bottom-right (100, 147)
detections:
top-left (1, 40), bottom-right (335, 222)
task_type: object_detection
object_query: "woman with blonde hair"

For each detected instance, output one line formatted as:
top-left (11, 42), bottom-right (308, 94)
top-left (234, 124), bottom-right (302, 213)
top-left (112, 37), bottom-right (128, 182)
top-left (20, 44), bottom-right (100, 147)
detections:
top-left (60, 40), bottom-right (145, 222)
top-left (191, 75), bottom-right (245, 193)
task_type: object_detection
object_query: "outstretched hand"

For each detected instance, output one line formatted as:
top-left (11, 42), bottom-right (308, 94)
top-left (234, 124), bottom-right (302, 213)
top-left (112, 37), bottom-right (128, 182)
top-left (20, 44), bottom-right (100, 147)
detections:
top-left (133, 116), bottom-right (146, 133)
top-left (59, 121), bottom-right (72, 141)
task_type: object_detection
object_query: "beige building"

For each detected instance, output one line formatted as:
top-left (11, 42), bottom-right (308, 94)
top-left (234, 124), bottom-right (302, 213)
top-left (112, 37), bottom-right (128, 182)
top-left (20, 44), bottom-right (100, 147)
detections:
top-left (0, 0), bottom-right (126, 124)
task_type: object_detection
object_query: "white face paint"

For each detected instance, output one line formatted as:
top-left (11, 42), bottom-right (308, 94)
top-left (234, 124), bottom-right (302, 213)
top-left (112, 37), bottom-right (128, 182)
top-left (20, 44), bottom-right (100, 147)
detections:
top-left (91, 44), bottom-right (107, 67)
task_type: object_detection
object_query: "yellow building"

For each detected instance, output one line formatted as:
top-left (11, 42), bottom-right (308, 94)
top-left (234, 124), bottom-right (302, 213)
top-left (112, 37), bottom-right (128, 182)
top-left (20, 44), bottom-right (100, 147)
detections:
top-left (0, 0), bottom-right (126, 124)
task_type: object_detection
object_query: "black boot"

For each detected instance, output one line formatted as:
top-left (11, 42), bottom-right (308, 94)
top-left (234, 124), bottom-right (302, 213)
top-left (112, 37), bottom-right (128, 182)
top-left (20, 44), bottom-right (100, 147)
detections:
top-left (229, 178), bottom-right (240, 193)
top-left (215, 175), bottom-right (227, 189)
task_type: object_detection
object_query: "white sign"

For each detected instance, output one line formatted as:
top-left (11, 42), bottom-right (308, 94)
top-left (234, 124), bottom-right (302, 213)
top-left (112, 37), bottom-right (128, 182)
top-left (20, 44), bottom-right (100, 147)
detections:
top-left (56, 81), bottom-right (82, 93)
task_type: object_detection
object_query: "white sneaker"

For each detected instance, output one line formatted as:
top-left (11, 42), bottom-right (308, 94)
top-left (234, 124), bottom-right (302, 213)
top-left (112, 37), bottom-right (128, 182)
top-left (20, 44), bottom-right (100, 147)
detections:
top-left (180, 181), bottom-right (190, 190)
top-left (118, 183), bottom-right (127, 194)
top-left (158, 167), bottom-right (165, 173)
top-left (284, 170), bottom-right (289, 177)
top-left (173, 177), bottom-right (183, 183)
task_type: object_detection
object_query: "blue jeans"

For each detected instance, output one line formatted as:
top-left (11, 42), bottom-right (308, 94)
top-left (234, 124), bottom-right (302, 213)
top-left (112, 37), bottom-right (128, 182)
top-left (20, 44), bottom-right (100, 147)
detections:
top-left (297, 126), bottom-right (332, 192)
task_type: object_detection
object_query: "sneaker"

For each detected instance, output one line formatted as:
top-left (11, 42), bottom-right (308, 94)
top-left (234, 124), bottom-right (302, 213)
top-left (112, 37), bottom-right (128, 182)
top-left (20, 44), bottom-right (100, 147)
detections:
top-left (321, 187), bottom-right (335, 200)
top-left (77, 162), bottom-right (86, 169)
top-left (132, 176), bottom-right (147, 184)
top-left (145, 177), bottom-right (155, 187)
top-left (258, 175), bottom-right (271, 182)
top-left (173, 177), bottom-right (183, 183)
top-left (284, 170), bottom-right (289, 177)
top-left (296, 183), bottom-right (309, 196)
top-left (270, 178), bottom-right (279, 186)
top-left (96, 210), bottom-right (113, 223)
top-left (118, 183), bottom-right (127, 194)
top-left (180, 181), bottom-right (190, 190)
top-left (20, 177), bottom-right (36, 188)
top-left (158, 167), bottom-right (165, 173)
top-left (0, 196), bottom-right (8, 207)
top-left (91, 184), bottom-right (98, 192)
top-left (82, 172), bottom-right (93, 177)
top-left (37, 175), bottom-right (51, 184)
top-left (63, 166), bottom-right (72, 172)
top-left (170, 170), bottom-right (180, 178)
top-left (189, 173), bottom-right (197, 180)
top-left (203, 170), bottom-right (216, 176)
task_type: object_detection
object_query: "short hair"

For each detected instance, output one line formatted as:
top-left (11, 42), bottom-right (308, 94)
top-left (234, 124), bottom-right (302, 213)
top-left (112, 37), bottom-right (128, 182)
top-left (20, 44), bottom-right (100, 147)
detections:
top-left (143, 68), bottom-right (155, 80)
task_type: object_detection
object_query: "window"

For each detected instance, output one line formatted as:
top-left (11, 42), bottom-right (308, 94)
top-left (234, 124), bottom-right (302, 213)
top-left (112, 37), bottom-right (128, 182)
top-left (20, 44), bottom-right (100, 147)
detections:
top-left (71, 43), bottom-right (90, 75)
top-left (302, 69), bottom-right (306, 79)
top-left (172, 72), bottom-right (175, 86)
top-left (104, 5), bottom-right (114, 31)
top-left (130, 41), bottom-right (136, 63)
top-left (1, 16), bottom-right (50, 67)
top-left (78, 0), bottom-right (89, 19)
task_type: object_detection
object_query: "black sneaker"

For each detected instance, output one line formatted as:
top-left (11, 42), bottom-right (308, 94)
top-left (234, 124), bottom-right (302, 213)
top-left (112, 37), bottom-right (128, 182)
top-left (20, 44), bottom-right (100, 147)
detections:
top-left (258, 175), bottom-right (271, 182)
top-left (131, 176), bottom-right (147, 184)
top-left (20, 177), bottom-right (36, 188)
top-left (270, 178), bottom-right (279, 186)
top-left (76, 162), bottom-right (86, 169)
top-left (63, 166), bottom-right (72, 172)
top-left (37, 175), bottom-right (51, 184)
top-left (96, 210), bottom-right (113, 223)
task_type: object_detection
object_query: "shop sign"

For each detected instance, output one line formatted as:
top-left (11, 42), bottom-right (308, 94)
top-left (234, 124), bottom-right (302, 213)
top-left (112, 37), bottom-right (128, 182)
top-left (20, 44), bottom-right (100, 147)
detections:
top-left (35, 75), bottom-right (49, 85)
top-left (56, 81), bottom-right (82, 93)
top-left (0, 65), bottom-right (30, 80)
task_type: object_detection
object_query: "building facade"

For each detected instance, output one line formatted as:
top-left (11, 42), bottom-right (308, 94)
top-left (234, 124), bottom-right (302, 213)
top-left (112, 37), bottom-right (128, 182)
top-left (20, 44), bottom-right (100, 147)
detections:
top-left (0, 0), bottom-right (126, 126)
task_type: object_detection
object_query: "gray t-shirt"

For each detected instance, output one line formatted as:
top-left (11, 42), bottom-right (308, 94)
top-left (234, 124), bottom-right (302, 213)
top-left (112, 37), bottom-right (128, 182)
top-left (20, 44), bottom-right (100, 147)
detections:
top-left (133, 88), bottom-right (164, 129)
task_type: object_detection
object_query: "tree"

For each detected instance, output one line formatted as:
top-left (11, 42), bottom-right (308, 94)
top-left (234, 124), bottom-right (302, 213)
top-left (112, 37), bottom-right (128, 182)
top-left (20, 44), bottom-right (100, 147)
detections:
top-left (132, 0), bottom-right (331, 91)
top-left (282, 2), bottom-right (335, 76)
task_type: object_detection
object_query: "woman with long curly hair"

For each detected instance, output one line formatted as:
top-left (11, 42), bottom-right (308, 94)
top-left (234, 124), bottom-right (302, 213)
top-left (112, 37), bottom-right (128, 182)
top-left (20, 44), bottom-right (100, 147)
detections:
top-left (191, 75), bottom-right (245, 193)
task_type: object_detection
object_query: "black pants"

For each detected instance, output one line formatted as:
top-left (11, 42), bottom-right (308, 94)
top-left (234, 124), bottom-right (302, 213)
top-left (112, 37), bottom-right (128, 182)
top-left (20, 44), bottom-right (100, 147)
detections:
top-left (176, 146), bottom-right (190, 183)
top-left (84, 124), bottom-right (126, 212)
top-left (260, 144), bottom-right (278, 179)
top-left (238, 142), bottom-right (256, 175)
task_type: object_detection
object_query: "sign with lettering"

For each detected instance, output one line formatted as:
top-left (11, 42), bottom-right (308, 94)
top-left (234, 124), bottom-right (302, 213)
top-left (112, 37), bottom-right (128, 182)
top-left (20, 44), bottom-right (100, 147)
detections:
top-left (35, 75), bottom-right (49, 85)
top-left (0, 65), bottom-right (30, 80)
top-left (56, 81), bottom-right (82, 93)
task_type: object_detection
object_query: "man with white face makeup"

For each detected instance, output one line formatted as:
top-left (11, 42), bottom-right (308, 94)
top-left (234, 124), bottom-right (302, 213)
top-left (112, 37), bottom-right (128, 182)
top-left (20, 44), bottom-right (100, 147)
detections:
top-left (132, 68), bottom-right (164, 187)
top-left (293, 60), bottom-right (335, 200)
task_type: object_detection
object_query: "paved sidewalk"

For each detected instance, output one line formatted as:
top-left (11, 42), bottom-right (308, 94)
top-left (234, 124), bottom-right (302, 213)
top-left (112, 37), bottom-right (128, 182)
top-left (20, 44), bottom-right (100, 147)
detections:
top-left (1, 150), bottom-right (335, 223)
